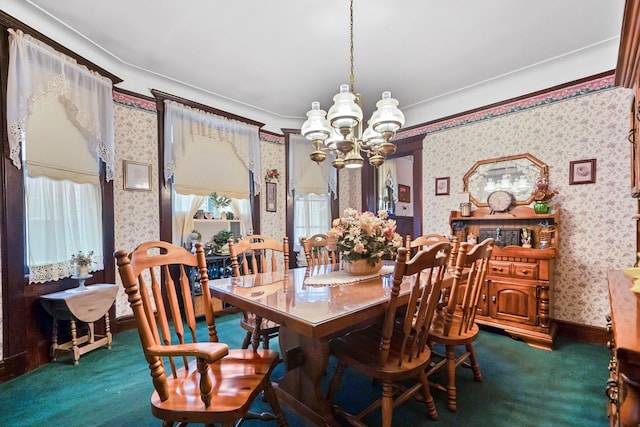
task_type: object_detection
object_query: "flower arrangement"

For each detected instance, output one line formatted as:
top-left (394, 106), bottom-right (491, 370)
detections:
top-left (531, 174), bottom-right (558, 202)
top-left (327, 208), bottom-right (403, 266)
top-left (71, 250), bottom-right (94, 267)
top-left (265, 168), bottom-right (280, 181)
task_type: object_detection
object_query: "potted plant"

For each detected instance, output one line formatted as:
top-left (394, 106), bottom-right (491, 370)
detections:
top-left (71, 250), bottom-right (94, 277)
top-left (531, 174), bottom-right (558, 214)
top-left (209, 192), bottom-right (232, 219)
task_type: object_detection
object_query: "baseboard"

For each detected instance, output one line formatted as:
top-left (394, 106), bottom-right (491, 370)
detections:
top-left (115, 315), bottom-right (137, 332)
top-left (555, 319), bottom-right (608, 345)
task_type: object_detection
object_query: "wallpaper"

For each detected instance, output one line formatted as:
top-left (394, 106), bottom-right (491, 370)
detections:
top-left (338, 168), bottom-right (362, 215)
top-left (422, 87), bottom-right (636, 327)
top-left (260, 140), bottom-right (286, 245)
top-left (113, 100), bottom-right (159, 317)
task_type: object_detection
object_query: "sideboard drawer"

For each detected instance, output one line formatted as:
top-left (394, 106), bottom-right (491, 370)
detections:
top-left (512, 262), bottom-right (539, 280)
top-left (488, 260), bottom-right (511, 277)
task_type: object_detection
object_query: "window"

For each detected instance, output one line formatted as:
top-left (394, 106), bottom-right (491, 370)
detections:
top-left (6, 29), bottom-right (114, 283)
top-left (293, 193), bottom-right (331, 252)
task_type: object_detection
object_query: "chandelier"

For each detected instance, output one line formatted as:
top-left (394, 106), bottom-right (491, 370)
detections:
top-left (300, 0), bottom-right (405, 169)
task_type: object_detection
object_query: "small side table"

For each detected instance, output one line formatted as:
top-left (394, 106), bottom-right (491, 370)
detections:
top-left (40, 283), bottom-right (118, 364)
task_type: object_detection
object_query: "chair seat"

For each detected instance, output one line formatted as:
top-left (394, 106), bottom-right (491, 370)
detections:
top-left (429, 312), bottom-right (480, 346)
top-left (152, 349), bottom-right (280, 424)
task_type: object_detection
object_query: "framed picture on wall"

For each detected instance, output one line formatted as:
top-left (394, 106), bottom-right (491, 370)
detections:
top-left (266, 181), bottom-right (277, 212)
top-left (398, 184), bottom-right (411, 203)
top-left (123, 160), bottom-right (152, 191)
top-left (569, 159), bottom-right (597, 185)
top-left (435, 177), bottom-right (450, 196)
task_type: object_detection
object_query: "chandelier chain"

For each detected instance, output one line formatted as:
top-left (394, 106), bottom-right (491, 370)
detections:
top-left (349, 0), bottom-right (355, 93)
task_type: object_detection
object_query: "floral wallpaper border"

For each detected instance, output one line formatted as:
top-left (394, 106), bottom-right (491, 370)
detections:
top-left (397, 74), bottom-right (615, 139)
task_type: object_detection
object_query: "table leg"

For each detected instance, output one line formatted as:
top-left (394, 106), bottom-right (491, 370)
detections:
top-left (70, 319), bottom-right (80, 365)
top-left (51, 318), bottom-right (59, 361)
top-left (276, 326), bottom-right (339, 427)
top-left (105, 311), bottom-right (112, 349)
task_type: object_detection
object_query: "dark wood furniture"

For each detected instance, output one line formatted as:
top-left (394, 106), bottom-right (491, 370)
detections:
top-left (427, 238), bottom-right (494, 412)
top-left (449, 205), bottom-right (559, 350)
top-left (114, 241), bottom-right (286, 427)
top-left (326, 244), bottom-right (451, 426)
top-left (208, 263), bottom-right (461, 426)
top-left (40, 283), bottom-right (117, 364)
top-left (606, 270), bottom-right (640, 427)
top-left (228, 234), bottom-right (289, 350)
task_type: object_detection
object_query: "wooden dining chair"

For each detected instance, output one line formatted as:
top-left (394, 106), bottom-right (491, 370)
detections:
top-left (406, 233), bottom-right (450, 253)
top-left (114, 241), bottom-right (286, 427)
top-left (301, 234), bottom-right (340, 267)
top-left (326, 242), bottom-right (452, 426)
top-left (228, 234), bottom-right (289, 351)
top-left (427, 237), bottom-right (495, 412)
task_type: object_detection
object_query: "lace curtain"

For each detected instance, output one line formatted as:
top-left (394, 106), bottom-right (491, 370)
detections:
top-left (288, 134), bottom-right (337, 198)
top-left (26, 177), bottom-right (104, 283)
top-left (163, 100), bottom-right (261, 196)
top-left (6, 29), bottom-right (115, 181)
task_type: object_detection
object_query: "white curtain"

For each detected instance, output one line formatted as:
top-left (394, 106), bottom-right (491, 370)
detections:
top-left (230, 198), bottom-right (253, 238)
top-left (164, 100), bottom-right (261, 196)
top-left (26, 177), bottom-right (103, 283)
top-left (172, 192), bottom-right (207, 247)
top-left (7, 29), bottom-right (115, 181)
top-left (289, 134), bottom-right (336, 198)
top-left (293, 194), bottom-right (331, 252)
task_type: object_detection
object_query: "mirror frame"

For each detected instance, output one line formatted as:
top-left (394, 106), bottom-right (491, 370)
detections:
top-left (463, 153), bottom-right (548, 207)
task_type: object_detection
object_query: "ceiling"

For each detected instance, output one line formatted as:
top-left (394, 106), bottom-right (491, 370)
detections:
top-left (4, 0), bottom-right (627, 132)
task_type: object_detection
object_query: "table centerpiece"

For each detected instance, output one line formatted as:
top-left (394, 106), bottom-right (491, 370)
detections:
top-left (328, 208), bottom-right (403, 276)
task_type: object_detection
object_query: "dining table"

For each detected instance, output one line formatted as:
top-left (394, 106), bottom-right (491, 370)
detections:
top-left (208, 262), bottom-right (458, 426)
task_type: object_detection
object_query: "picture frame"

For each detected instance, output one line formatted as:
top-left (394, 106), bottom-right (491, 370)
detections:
top-left (569, 159), bottom-right (597, 185)
top-left (397, 184), bottom-right (411, 203)
top-left (266, 181), bottom-right (277, 212)
top-left (435, 177), bottom-right (450, 196)
top-left (123, 160), bottom-right (152, 191)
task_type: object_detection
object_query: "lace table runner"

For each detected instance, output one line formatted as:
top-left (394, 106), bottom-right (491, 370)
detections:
top-left (304, 265), bottom-right (395, 287)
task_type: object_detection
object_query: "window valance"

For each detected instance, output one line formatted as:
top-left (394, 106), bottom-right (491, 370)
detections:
top-left (7, 29), bottom-right (115, 181)
top-left (164, 100), bottom-right (262, 196)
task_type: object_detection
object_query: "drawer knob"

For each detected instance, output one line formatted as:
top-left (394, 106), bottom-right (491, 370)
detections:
top-left (492, 296), bottom-right (496, 303)
top-left (520, 269), bottom-right (529, 275)
top-left (493, 267), bottom-right (503, 272)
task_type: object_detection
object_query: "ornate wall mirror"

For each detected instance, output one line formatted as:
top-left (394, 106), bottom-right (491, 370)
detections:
top-left (463, 153), bottom-right (548, 207)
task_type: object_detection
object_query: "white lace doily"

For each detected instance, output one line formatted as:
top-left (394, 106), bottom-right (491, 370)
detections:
top-left (304, 265), bottom-right (395, 287)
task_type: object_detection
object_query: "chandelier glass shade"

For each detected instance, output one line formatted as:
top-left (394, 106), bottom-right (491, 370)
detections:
top-left (300, 0), bottom-right (405, 169)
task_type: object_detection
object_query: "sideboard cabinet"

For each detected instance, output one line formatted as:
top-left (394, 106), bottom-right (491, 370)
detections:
top-left (606, 270), bottom-right (640, 427)
top-left (449, 205), bottom-right (559, 350)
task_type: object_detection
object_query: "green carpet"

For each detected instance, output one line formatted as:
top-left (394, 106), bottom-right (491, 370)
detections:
top-left (0, 312), bottom-right (609, 426)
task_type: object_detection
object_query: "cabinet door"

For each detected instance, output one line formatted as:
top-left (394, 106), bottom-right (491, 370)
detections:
top-left (489, 280), bottom-right (538, 325)
top-left (454, 280), bottom-right (488, 316)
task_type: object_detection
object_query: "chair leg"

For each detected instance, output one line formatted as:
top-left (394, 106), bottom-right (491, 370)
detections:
top-left (381, 381), bottom-right (394, 427)
top-left (445, 345), bottom-right (457, 412)
top-left (252, 316), bottom-right (263, 351)
top-left (466, 343), bottom-right (482, 382)
top-left (326, 361), bottom-right (347, 402)
top-left (417, 370), bottom-right (438, 420)
top-left (262, 381), bottom-right (288, 427)
top-left (241, 331), bottom-right (252, 349)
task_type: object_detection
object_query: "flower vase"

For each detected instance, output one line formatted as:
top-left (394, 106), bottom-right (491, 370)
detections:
top-left (342, 258), bottom-right (383, 276)
top-left (76, 265), bottom-right (90, 279)
top-left (534, 201), bottom-right (549, 214)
